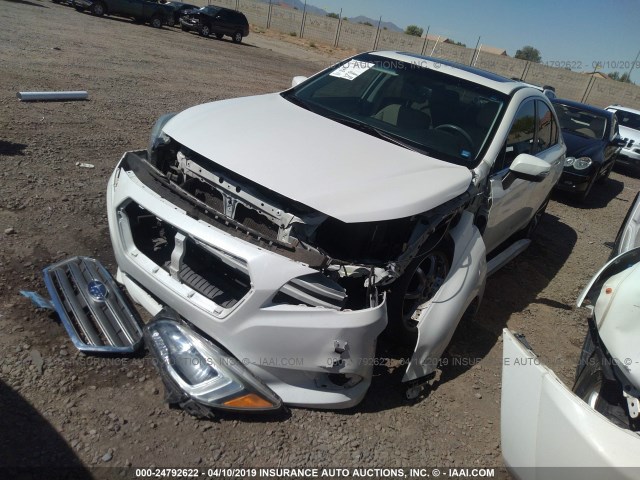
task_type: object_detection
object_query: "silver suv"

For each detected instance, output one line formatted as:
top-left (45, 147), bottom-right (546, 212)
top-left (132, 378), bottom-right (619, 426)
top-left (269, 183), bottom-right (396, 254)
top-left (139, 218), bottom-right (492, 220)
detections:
top-left (606, 105), bottom-right (640, 170)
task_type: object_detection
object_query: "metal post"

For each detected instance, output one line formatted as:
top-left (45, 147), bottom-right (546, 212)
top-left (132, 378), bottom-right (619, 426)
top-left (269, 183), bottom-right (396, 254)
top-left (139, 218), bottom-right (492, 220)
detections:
top-left (519, 60), bottom-right (528, 81)
top-left (470, 36), bottom-right (480, 66)
top-left (373, 16), bottom-right (382, 50)
top-left (420, 26), bottom-right (430, 56)
top-left (581, 76), bottom-right (595, 103)
top-left (430, 35), bottom-right (441, 56)
top-left (334, 8), bottom-right (343, 48)
top-left (267, 0), bottom-right (272, 29)
top-left (299, 0), bottom-right (306, 38)
top-left (627, 48), bottom-right (640, 83)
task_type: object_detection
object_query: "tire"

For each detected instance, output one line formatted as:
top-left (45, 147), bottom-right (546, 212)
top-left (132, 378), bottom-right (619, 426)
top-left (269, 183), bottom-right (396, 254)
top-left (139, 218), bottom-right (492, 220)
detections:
top-left (215, 33), bottom-right (224, 39)
top-left (165, 16), bottom-right (175, 28)
top-left (199, 24), bottom-right (211, 37)
top-left (232, 30), bottom-right (243, 43)
top-left (150, 15), bottom-right (163, 29)
top-left (388, 248), bottom-right (451, 343)
top-left (91, 1), bottom-right (105, 16)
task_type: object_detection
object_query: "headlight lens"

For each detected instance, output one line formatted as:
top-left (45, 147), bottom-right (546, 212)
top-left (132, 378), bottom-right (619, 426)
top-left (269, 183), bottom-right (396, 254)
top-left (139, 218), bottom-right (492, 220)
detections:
top-left (565, 156), bottom-right (592, 170)
top-left (145, 314), bottom-right (282, 412)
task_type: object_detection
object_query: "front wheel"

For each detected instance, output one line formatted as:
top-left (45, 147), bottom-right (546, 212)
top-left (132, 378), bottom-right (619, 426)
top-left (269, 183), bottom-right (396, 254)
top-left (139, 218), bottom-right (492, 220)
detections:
top-left (232, 31), bottom-right (243, 43)
top-left (199, 24), bottom-right (211, 37)
top-left (150, 15), bottom-right (163, 29)
top-left (388, 248), bottom-right (451, 343)
top-left (91, 1), bottom-right (105, 16)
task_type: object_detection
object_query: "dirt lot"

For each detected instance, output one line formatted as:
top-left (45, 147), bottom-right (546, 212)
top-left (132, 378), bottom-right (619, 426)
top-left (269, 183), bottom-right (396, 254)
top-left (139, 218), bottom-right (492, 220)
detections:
top-left (1, 0), bottom-right (640, 476)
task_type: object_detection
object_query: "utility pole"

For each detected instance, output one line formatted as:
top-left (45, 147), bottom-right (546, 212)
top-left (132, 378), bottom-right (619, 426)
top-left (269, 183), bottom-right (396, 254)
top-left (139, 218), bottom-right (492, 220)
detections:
top-left (627, 48), bottom-right (640, 83)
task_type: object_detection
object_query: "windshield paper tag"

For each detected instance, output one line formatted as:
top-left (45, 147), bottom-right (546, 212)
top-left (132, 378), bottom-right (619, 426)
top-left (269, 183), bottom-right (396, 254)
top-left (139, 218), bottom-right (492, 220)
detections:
top-left (330, 60), bottom-right (375, 81)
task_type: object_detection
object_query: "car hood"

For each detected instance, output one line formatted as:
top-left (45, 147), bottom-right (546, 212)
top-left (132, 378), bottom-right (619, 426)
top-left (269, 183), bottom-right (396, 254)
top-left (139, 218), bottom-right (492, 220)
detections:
top-left (163, 94), bottom-right (472, 223)
top-left (619, 125), bottom-right (640, 143)
top-left (562, 130), bottom-right (603, 160)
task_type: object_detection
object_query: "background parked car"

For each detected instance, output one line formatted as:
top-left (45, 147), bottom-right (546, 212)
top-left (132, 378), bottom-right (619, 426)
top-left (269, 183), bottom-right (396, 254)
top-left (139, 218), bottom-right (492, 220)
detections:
top-left (162, 1), bottom-right (198, 27)
top-left (552, 98), bottom-right (624, 200)
top-left (606, 105), bottom-right (640, 174)
top-left (79, 0), bottom-right (173, 28)
top-left (180, 5), bottom-right (249, 43)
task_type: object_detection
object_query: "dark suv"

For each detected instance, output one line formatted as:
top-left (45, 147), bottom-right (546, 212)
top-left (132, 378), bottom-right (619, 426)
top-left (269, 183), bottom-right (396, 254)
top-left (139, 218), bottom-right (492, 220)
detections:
top-left (180, 6), bottom-right (249, 43)
top-left (75, 0), bottom-right (173, 28)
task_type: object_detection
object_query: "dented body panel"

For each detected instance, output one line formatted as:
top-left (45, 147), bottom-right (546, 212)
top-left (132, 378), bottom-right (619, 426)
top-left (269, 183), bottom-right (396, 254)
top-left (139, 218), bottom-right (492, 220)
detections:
top-left (404, 212), bottom-right (486, 381)
top-left (108, 153), bottom-right (387, 408)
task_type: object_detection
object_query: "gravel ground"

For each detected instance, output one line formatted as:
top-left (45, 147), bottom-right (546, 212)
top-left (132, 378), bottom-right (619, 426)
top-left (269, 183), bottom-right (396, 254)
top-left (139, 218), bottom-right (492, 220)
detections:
top-left (1, 1), bottom-right (640, 477)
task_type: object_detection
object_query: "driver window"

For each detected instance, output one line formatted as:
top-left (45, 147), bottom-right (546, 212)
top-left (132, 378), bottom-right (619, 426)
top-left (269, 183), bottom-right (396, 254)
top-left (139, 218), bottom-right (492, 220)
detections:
top-left (503, 100), bottom-right (535, 170)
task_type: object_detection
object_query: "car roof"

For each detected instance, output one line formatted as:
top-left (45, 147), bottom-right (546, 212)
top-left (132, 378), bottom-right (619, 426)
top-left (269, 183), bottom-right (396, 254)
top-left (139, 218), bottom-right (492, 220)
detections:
top-left (551, 98), bottom-right (613, 117)
top-left (370, 51), bottom-right (527, 95)
top-left (606, 105), bottom-right (640, 115)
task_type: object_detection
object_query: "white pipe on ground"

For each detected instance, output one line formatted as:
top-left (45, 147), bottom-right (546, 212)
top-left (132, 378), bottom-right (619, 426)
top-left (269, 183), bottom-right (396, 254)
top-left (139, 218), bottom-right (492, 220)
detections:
top-left (17, 91), bottom-right (89, 102)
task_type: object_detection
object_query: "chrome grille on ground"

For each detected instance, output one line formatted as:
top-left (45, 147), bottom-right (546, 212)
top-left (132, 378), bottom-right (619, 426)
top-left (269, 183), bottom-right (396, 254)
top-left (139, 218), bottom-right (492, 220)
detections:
top-left (43, 256), bottom-right (144, 353)
top-left (123, 202), bottom-right (251, 310)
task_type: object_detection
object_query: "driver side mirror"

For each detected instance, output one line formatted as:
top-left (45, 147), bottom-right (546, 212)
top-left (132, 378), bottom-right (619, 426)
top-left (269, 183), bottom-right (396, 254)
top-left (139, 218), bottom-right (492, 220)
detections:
top-left (509, 153), bottom-right (551, 182)
top-left (291, 76), bottom-right (308, 88)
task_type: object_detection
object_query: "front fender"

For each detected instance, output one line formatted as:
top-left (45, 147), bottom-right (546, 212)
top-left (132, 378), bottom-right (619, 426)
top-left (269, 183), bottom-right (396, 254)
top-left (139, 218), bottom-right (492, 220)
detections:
top-left (403, 211), bottom-right (487, 382)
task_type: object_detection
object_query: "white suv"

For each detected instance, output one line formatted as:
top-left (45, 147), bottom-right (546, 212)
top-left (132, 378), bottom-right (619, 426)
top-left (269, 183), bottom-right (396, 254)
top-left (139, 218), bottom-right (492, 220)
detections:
top-left (606, 105), bottom-right (640, 170)
top-left (106, 52), bottom-right (565, 414)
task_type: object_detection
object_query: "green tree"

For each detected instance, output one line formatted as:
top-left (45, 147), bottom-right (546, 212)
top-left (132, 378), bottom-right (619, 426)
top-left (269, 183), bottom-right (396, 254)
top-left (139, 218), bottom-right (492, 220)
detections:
top-left (514, 45), bottom-right (542, 63)
top-left (326, 12), bottom-right (339, 19)
top-left (609, 71), bottom-right (633, 84)
top-left (359, 21), bottom-right (373, 26)
top-left (405, 25), bottom-right (423, 37)
top-left (453, 41), bottom-right (466, 47)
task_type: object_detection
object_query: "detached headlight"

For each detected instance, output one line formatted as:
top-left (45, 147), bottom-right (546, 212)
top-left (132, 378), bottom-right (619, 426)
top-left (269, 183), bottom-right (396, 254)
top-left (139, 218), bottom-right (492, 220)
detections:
top-left (148, 113), bottom-right (176, 156)
top-left (145, 311), bottom-right (282, 413)
top-left (564, 156), bottom-right (592, 170)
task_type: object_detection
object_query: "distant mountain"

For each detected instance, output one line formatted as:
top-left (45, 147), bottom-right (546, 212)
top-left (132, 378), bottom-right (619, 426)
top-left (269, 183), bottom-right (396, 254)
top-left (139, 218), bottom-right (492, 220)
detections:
top-left (347, 15), bottom-right (403, 32)
top-left (254, 1), bottom-right (404, 32)
top-left (257, 0), bottom-right (328, 17)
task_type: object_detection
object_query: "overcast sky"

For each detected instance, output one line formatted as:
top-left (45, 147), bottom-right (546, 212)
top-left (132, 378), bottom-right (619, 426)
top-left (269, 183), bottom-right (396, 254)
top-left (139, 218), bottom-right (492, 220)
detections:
top-left (308, 0), bottom-right (640, 83)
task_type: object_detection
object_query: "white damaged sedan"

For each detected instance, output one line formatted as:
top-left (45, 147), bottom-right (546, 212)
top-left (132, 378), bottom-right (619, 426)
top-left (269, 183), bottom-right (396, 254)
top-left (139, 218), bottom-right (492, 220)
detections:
top-left (106, 51), bottom-right (565, 414)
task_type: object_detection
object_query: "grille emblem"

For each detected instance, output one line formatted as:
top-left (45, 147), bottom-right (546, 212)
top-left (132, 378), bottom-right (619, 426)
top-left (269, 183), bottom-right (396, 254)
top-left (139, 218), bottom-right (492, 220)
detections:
top-left (88, 280), bottom-right (108, 302)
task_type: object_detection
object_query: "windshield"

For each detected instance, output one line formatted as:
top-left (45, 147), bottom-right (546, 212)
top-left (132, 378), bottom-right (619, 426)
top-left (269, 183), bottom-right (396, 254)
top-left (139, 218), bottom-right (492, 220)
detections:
top-left (283, 53), bottom-right (508, 166)
top-left (612, 109), bottom-right (640, 131)
top-left (554, 103), bottom-right (608, 140)
top-left (202, 6), bottom-right (220, 14)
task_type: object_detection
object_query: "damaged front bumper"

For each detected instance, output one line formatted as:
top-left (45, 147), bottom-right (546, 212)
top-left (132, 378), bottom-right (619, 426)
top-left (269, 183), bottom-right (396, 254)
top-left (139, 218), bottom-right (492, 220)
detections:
top-left (107, 151), bottom-right (387, 410)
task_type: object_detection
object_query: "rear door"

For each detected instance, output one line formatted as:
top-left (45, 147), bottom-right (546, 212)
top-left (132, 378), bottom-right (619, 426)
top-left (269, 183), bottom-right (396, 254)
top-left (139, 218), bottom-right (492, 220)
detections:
top-left (212, 8), bottom-right (232, 35)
